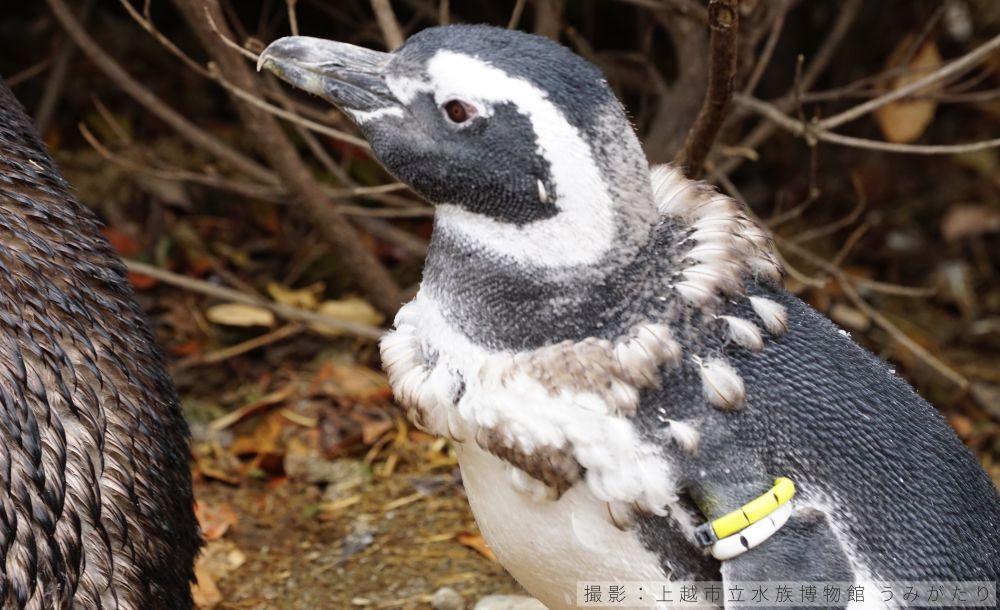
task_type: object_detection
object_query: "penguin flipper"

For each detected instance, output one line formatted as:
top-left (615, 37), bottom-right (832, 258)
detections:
top-left (720, 507), bottom-right (855, 609)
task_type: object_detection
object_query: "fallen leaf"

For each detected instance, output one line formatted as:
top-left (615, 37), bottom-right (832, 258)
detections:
top-left (317, 362), bottom-right (391, 400)
top-left (171, 340), bottom-right (202, 357)
top-left (192, 539), bottom-right (246, 609)
top-left (229, 412), bottom-right (287, 460)
top-left (209, 384), bottom-right (295, 431)
top-left (941, 204), bottom-right (1000, 241)
top-left (311, 297), bottom-right (384, 336)
top-left (127, 272), bottom-right (158, 290)
top-left (102, 227), bottom-right (140, 257)
top-left (195, 502), bottom-right (239, 541)
top-left (456, 531), bottom-right (497, 562)
top-left (267, 282), bottom-right (323, 310)
top-left (191, 563), bottom-right (222, 609)
top-left (206, 303), bottom-right (275, 328)
top-left (949, 414), bottom-right (975, 439)
top-left (874, 36), bottom-right (942, 143)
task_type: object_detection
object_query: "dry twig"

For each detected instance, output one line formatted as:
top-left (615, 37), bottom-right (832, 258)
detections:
top-left (126, 260), bottom-right (383, 339)
top-left (674, 0), bottom-right (739, 178)
top-left (818, 31), bottom-right (1000, 132)
top-left (46, 0), bottom-right (275, 183)
top-left (371, 0), bottom-right (405, 50)
top-left (736, 94), bottom-right (1000, 155)
top-left (173, 0), bottom-right (403, 316)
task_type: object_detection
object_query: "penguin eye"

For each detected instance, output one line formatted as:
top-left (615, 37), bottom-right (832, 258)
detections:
top-left (443, 100), bottom-right (476, 124)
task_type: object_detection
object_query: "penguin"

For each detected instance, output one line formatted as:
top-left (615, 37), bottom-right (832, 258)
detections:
top-left (259, 26), bottom-right (1000, 609)
top-left (0, 78), bottom-right (199, 609)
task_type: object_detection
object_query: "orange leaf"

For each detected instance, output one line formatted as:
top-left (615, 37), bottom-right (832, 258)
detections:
top-left (456, 531), bottom-right (497, 562)
top-left (195, 502), bottom-right (239, 541)
top-left (102, 227), bottom-right (140, 257)
top-left (874, 36), bottom-right (942, 143)
top-left (127, 272), bottom-right (158, 291)
top-left (191, 563), bottom-right (222, 609)
top-left (172, 340), bottom-right (203, 357)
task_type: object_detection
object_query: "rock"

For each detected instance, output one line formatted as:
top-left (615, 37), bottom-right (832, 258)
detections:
top-left (431, 586), bottom-right (465, 610)
top-left (284, 444), bottom-right (364, 487)
top-left (474, 595), bottom-right (547, 610)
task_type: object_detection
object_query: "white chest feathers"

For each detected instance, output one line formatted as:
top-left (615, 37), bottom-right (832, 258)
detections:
top-left (379, 292), bottom-right (685, 516)
top-left (458, 443), bottom-right (675, 610)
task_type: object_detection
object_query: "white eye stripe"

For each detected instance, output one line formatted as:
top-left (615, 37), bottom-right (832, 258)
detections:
top-left (401, 50), bottom-right (615, 267)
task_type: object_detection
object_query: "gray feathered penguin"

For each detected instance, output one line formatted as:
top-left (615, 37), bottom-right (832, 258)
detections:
top-left (260, 25), bottom-right (1000, 609)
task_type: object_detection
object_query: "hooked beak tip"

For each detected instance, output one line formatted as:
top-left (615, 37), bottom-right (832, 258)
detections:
top-left (256, 36), bottom-right (398, 116)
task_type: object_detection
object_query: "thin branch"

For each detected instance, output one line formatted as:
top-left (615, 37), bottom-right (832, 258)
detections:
top-left (508, 0), bottom-right (527, 29)
top-left (286, 0), bottom-right (299, 36)
top-left (79, 122), bottom-right (408, 207)
top-left (46, 0), bottom-right (276, 184)
top-left (371, 0), bottom-right (405, 50)
top-left (777, 236), bottom-right (938, 298)
top-left (736, 94), bottom-right (1000, 155)
top-left (203, 7), bottom-right (260, 62)
top-left (126, 261), bottom-right (383, 339)
top-left (36, 0), bottom-right (95, 134)
top-left (118, 0), bottom-right (210, 77)
top-left (817, 31), bottom-right (1000, 131)
top-left (438, 0), bottom-right (449, 26)
top-left (6, 59), bottom-right (52, 88)
top-left (838, 278), bottom-right (968, 392)
top-left (533, 0), bottom-right (565, 40)
top-left (174, 0), bottom-right (402, 316)
top-left (791, 176), bottom-right (866, 243)
top-left (126, 1), bottom-right (365, 148)
top-left (711, 0), bottom-right (862, 180)
top-left (741, 0), bottom-right (791, 97)
top-left (612, 0), bottom-right (708, 23)
top-left (673, 0), bottom-right (739, 177)
top-left (190, 324), bottom-right (305, 367)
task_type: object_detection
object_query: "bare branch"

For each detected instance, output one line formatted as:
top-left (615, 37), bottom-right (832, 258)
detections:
top-left (508, 0), bottom-right (527, 29)
top-left (439, 0), bottom-right (449, 26)
top-left (286, 0), bottom-right (299, 36)
top-left (817, 31), bottom-right (1000, 131)
top-left (46, 0), bottom-right (275, 184)
top-left (370, 0), bottom-right (405, 50)
top-left (736, 94), bottom-right (1000, 155)
top-left (126, 261), bottom-right (383, 339)
top-left (173, 0), bottom-right (402, 316)
top-left (741, 0), bottom-right (791, 97)
top-left (533, 0), bottom-right (565, 40)
top-left (118, 0), bottom-right (210, 77)
top-left (673, 0), bottom-right (739, 177)
top-left (711, 0), bottom-right (862, 180)
top-left (210, 64), bottom-right (371, 149)
top-left (838, 279), bottom-right (968, 392)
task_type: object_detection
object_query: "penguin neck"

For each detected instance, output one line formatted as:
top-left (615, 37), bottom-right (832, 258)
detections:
top-left (421, 200), bottom-right (687, 351)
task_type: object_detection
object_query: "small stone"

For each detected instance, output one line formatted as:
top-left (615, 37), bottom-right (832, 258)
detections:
top-left (284, 445), bottom-right (364, 487)
top-left (431, 586), bottom-right (465, 610)
top-left (474, 595), bottom-right (547, 610)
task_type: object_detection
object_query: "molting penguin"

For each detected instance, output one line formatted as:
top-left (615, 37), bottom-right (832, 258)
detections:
top-left (0, 79), bottom-right (199, 608)
top-left (259, 26), bottom-right (1000, 609)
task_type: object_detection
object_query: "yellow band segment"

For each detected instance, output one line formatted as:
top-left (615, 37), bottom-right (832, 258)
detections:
top-left (711, 477), bottom-right (796, 539)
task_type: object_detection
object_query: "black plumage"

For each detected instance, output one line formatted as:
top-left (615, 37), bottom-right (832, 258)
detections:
top-left (0, 79), bottom-right (199, 610)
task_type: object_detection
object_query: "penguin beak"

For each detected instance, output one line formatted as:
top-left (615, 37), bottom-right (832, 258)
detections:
top-left (257, 36), bottom-right (398, 114)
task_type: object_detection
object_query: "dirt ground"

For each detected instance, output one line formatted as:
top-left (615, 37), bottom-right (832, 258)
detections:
top-left (193, 465), bottom-right (521, 609)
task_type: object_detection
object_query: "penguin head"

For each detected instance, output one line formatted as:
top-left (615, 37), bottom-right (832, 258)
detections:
top-left (260, 25), bottom-right (656, 267)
